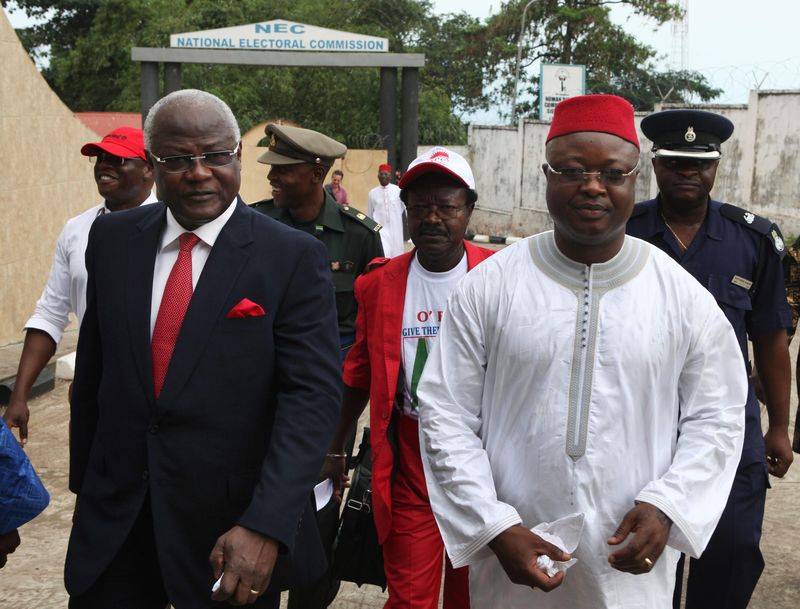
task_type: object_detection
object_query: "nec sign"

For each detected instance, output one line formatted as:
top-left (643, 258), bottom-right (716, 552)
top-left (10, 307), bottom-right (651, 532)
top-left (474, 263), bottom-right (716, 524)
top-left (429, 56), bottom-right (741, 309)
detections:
top-left (254, 22), bottom-right (305, 35)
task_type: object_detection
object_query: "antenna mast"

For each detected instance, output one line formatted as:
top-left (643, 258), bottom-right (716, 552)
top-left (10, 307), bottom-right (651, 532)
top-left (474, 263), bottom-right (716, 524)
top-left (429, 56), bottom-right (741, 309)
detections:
top-left (671, 0), bottom-right (689, 71)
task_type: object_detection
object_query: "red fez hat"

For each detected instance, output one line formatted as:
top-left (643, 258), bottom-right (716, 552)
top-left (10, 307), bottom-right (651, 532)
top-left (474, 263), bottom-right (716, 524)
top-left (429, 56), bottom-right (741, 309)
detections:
top-left (547, 95), bottom-right (639, 150)
top-left (378, 164), bottom-right (392, 172)
top-left (80, 126), bottom-right (146, 160)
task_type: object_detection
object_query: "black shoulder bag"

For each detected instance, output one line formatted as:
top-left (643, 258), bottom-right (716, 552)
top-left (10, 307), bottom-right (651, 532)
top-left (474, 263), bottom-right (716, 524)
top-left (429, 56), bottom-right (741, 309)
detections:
top-left (331, 427), bottom-right (387, 589)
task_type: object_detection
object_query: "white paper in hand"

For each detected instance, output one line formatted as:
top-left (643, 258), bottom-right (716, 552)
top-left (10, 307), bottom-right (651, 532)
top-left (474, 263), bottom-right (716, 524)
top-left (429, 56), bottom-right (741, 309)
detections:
top-left (212, 573), bottom-right (223, 592)
top-left (314, 478), bottom-right (334, 511)
top-left (531, 512), bottom-right (585, 577)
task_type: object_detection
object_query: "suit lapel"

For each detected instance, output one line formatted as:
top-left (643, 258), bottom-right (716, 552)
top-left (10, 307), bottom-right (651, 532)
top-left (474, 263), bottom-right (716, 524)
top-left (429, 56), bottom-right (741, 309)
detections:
top-left (382, 252), bottom-right (413, 403)
top-left (157, 201), bottom-right (254, 406)
top-left (126, 204), bottom-right (166, 404)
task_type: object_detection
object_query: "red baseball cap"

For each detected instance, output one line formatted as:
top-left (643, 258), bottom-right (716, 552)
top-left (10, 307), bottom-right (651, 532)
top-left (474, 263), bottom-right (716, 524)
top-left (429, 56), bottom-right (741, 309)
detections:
top-left (80, 127), bottom-right (146, 160)
top-left (546, 94), bottom-right (639, 150)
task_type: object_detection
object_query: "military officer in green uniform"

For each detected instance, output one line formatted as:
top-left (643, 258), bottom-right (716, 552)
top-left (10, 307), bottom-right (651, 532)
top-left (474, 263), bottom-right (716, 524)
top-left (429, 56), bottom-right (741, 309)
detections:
top-left (782, 240), bottom-right (800, 453)
top-left (251, 123), bottom-right (384, 359)
top-left (251, 123), bottom-right (384, 609)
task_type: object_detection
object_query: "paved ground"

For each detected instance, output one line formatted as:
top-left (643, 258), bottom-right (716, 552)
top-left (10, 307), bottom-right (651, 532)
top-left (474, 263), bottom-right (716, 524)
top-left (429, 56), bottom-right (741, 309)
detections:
top-left (1, 337), bottom-right (798, 608)
top-left (0, 377), bottom-right (389, 609)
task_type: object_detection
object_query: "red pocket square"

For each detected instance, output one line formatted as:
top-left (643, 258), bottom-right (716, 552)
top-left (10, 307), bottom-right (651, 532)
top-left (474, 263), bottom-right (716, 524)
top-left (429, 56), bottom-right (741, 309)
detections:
top-left (227, 298), bottom-right (266, 319)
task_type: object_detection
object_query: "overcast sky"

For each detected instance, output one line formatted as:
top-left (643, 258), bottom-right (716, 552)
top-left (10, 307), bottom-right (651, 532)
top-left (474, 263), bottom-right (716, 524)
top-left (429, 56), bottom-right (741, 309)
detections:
top-left (5, 1), bottom-right (798, 123)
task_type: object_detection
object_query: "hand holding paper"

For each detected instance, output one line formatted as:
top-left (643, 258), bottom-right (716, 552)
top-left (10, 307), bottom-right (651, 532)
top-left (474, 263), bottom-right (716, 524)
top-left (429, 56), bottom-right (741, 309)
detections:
top-left (531, 512), bottom-right (585, 577)
top-left (488, 521), bottom-right (574, 592)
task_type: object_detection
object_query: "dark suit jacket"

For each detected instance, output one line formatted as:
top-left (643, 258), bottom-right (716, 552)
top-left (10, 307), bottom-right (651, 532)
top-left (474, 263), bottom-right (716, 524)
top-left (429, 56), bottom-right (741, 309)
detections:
top-left (65, 200), bottom-right (342, 607)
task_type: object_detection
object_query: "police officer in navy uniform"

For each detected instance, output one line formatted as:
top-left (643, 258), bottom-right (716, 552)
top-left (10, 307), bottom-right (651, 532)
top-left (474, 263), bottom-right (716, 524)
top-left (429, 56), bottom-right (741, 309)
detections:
top-left (627, 109), bottom-right (793, 609)
top-left (251, 123), bottom-right (384, 609)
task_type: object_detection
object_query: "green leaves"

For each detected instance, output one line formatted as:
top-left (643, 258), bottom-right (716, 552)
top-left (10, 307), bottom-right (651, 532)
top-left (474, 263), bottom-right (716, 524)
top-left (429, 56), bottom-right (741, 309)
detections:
top-left (8, 0), bottom-right (478, 144)
top-left (7, 0), bottom-right (716, 142)
top-left (483, 0), bottom-right (712, 120)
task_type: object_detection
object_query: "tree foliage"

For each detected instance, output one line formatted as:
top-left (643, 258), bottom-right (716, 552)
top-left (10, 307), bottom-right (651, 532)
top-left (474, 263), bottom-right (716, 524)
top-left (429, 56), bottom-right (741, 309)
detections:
top-left (7, 0), bottom-right (722, 144)
top-left (477, 0), bottom-right (721, 119)
top-left (7, 0), bottom-right (484, 145)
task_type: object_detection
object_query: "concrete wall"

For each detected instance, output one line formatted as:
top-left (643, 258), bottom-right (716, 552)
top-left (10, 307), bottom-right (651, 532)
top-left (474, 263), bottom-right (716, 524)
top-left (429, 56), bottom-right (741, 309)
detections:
top-left (467, 91), bottom-right (800, 238)
top-left (0, 11), bottom-right (100, 347)
top-left (749, 92), bottom-right (800, 232)
top-left (240, 121), bottom-right (388, 214)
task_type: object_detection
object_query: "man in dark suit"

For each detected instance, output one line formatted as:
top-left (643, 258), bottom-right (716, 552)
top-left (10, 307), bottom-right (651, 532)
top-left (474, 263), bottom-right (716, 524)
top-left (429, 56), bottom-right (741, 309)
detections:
top-left (65, 89), bottom-right (342, 609)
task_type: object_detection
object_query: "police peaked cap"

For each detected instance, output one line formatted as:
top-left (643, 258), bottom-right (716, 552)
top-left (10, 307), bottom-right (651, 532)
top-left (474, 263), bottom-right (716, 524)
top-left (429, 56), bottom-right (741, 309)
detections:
top-left (257, 123), bottom-right (346, 166)
top-left (641, 109), bottom-right (734, 160)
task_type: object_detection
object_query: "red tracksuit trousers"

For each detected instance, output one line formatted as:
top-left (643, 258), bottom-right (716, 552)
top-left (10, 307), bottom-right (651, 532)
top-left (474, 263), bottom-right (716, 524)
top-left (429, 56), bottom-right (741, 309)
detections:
top-left (381, 414), bottom-right (470, 609)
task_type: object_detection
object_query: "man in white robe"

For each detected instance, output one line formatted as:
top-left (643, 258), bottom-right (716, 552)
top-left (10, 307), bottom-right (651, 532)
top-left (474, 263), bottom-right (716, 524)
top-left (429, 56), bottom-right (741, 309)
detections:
top-left (368, 163), bottom-right (405, 258)
top-left (417, 94), bottom-right (747, 609)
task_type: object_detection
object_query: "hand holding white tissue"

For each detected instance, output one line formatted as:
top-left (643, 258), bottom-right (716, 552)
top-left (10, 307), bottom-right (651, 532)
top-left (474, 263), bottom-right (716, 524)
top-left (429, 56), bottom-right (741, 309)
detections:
top-left (531, 512), bottom-right (585, 577)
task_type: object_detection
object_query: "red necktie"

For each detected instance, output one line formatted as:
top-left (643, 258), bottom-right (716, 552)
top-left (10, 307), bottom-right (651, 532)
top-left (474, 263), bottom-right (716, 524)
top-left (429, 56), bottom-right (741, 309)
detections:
top-left (152, 232), bottom-right (200, 398)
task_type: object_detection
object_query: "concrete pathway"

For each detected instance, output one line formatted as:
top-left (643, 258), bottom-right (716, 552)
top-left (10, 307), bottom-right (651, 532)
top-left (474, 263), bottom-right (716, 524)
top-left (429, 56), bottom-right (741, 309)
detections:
top-left (0, 343), bottom-right (798, 608)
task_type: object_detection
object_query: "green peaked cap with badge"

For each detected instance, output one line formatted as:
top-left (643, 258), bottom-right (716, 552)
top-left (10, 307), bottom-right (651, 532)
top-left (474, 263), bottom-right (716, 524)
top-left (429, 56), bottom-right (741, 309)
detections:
top-left (257, 123), bottom-right (347, 167)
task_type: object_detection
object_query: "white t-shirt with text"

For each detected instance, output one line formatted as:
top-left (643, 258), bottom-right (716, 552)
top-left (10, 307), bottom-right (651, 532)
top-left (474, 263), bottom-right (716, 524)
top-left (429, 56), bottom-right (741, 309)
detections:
top-left (399, 252), bottom-right (468, 418)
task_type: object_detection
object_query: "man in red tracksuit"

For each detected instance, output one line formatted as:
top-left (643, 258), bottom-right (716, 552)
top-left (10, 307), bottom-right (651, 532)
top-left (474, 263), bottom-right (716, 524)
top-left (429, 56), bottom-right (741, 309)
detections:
top-left (323, 147), bottom-right (493, 608)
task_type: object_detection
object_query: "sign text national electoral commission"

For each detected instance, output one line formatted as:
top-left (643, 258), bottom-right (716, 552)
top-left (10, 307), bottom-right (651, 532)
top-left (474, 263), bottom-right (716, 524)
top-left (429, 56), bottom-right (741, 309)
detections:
top-left (170, 21), bottom-right (388, 52)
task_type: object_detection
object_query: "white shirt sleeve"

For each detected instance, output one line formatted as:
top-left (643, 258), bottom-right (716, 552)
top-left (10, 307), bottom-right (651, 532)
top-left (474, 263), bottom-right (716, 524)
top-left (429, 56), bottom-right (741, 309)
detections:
top-left (25, 195), bottom-right (159, 344)
top-left (417, 272), bottom-right (523, 568)
top-left (24, 223), bottom-right (76, 344)
top-left (635, 296), bottom-right (746, 557)
top-left (367, 188), bottom-right (377, 218)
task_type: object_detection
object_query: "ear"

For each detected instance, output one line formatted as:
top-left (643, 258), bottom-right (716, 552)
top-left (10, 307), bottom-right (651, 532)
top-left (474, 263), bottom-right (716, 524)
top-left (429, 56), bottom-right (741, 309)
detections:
top-left (312, 165), bottom-right (328, 183)
top-left (464, 202), bottom-right (475, 222)
top-left (142, 153), bottom-right (155, 183)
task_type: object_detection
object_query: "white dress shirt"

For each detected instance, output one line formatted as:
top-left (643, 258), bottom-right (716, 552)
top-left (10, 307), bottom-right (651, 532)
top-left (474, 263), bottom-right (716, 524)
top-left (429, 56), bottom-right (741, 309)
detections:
top-left (367, 183), bottom-right (405, 258)
top-left (418, 232), bottom-right (746, 609)
top-left (150, 199), bottom-right (238, 337)
top-left (25, 193), bottom-right (159, 344)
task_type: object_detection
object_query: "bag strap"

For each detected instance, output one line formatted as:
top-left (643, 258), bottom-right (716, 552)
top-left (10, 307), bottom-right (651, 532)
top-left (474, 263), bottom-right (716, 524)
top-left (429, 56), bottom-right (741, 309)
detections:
top-left (348, 427), bottom-right (372, 470)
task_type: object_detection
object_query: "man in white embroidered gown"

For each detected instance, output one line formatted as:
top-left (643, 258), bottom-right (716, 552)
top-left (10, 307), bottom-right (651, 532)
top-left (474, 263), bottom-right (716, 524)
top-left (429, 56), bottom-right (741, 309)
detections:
top-left (417, 94), bottom-right (747, 609)
top-left (368, 163), bottom-right (405, 258)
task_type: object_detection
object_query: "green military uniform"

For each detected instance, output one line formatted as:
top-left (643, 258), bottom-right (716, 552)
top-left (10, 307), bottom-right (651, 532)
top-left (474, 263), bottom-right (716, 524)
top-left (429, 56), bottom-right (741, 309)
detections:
top-left (251, 122), bottom-right (385, 343)
top-left (783, 240), bottom-right (800, 452)
top-left (252, 122), bottom-right (385, 609)
top-left (251, 192), bottom-right (383, 337)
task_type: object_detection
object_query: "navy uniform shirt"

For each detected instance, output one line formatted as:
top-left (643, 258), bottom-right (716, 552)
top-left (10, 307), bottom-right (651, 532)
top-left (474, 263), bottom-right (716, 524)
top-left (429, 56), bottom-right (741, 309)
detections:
top-left (251, 190), bottom-right (384, 338)
top-left (627, 197), bottom-right (792, 466)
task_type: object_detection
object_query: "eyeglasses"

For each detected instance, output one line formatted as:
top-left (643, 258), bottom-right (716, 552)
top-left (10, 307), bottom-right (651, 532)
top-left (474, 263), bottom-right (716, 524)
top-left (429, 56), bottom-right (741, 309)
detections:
top-left (406, 203), bottom-right (467, 219)
top-left (151, 142), bottom-right (240, 173)
top-left (545, 161), bottom-right (639, 186)
top-left (93, 152), bottom-right (139, 167)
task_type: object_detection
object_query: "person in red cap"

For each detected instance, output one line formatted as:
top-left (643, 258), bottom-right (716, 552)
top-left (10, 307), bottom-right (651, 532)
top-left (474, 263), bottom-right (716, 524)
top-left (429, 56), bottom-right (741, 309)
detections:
top-left (415, 95), bottom-right (747, 608)
top-left (368, 163), bottom-right (406, 258)
top-left (3, 126), bottom-right (156, 445)
top-left (323, 146), bottom-right (491, 609)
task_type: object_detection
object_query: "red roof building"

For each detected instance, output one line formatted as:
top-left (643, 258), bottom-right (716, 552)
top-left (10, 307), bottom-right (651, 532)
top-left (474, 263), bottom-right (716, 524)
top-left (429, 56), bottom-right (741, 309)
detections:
top-left (74, 112), bottom-right (142, 137)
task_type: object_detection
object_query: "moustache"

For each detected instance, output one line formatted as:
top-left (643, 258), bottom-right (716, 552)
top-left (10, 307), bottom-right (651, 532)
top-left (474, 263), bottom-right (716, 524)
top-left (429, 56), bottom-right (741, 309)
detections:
top-left (418, 228), bottom-right (448, 237)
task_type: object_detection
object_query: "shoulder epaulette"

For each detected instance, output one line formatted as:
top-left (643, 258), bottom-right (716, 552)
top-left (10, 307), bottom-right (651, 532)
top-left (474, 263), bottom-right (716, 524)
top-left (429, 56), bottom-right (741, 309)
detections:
top-left (719, 203), bottom-right (786, 257)
top-left (249, 199), bottom-right (281, 218)
top-left (365, 257), bottom-right (391, 273)
top-left (340, 205), bottom-right (382, 233)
